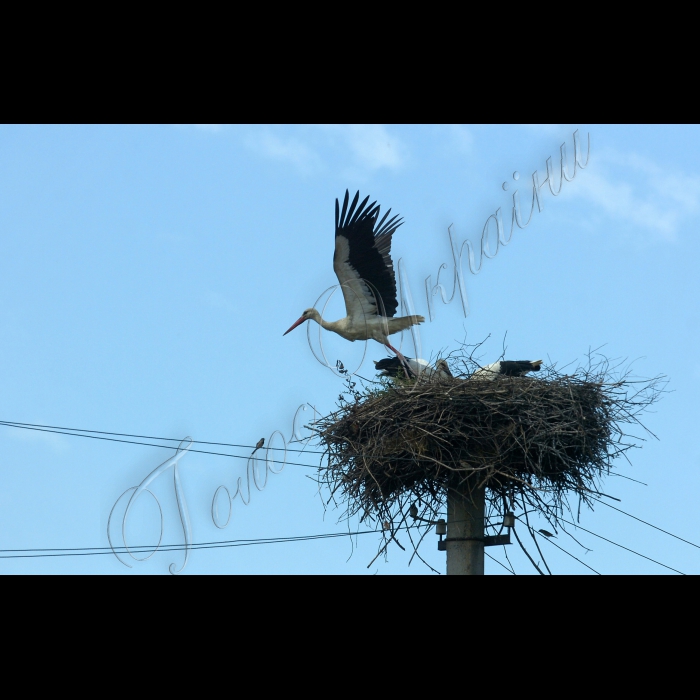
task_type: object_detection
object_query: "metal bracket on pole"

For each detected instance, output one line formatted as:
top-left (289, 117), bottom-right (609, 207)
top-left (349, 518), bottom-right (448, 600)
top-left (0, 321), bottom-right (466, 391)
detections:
top-left (438, 527), bottom-right (512, 550)
top-left (484, 532), bottom-right (511, 547)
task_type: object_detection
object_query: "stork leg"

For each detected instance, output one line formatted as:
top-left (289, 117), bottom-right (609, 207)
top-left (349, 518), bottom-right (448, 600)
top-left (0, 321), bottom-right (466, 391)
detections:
top-left (385, 342), bottom-right (411, 379)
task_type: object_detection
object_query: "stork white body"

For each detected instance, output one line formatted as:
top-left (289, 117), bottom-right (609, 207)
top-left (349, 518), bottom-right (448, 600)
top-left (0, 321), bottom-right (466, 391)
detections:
top-left (284, 191), bottom-right (424, 370)
top-left (470, 360), bottom-right (543, 380)
top-left (297, 309), bottom-right (420, 345)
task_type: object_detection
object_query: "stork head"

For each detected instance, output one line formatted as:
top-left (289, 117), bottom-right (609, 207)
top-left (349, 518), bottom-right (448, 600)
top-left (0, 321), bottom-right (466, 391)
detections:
top-left (283, 308), bottom-right (319, 335)
top-left (435, 359), bottom-right (453, 378)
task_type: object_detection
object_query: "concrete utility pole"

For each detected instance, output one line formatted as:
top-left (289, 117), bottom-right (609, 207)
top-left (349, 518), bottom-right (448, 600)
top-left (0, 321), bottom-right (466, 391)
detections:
top-left (446, 482), bottom-right (485, 575)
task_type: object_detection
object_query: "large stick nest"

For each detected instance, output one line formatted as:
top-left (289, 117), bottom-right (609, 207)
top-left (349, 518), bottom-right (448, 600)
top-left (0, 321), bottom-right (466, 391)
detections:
top-left (314, 348), bottom-right (665, 543)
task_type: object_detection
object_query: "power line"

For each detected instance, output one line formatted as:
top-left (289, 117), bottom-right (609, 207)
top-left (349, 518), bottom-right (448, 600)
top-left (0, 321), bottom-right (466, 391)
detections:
top-left (0, 525), bottom-right (425, 560)
top-left (484, 551), bottom-right (515, 575)
top-left (531, 528), bottom-right (601, 575)
top-left (1, 515), bottom-right (498, 564)
top-left (0, 533), bottom-right (353, 554)
top-left (0, 420), bottom-right (435, 469)
top-left (0, 419), bottom-right (324, 454)
top-left (0, 421), bottom-right (320, 470)
top-left (0, 421), bottom-right (443, 468)
top-left (2, 492), bottom-right (683, 574)
top-left (591, 497), bottom-right (700, 551)
top-left (558, 516), bottom-right (686, 575)
top-left (0, 516), bottom-right (489, 557)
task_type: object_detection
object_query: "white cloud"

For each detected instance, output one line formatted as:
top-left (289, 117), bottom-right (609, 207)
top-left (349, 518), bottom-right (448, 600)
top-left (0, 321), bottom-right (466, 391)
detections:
top-left (445, 124), bottom-right (474, 154)
top-left (335, 124), bottom-right (406, 170)
top-left (564, 148), bottom-right (700, 242)
top-left (573, 170), bottom-right (677, 240)
top-left (243, 124), bottom-right (407, 176)
top-left (599, 150), bottom-right (700, 213)
top-left (244, 130), bottom-right (323, 175)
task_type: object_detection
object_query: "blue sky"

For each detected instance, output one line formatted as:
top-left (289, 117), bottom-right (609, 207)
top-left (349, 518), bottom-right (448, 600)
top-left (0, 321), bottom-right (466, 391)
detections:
top-left (1, 123), bottom-right (698, 574)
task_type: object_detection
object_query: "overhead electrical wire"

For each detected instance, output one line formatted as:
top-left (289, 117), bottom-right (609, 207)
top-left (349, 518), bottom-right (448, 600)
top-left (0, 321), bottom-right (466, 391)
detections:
top-left (557, 516), bottom-right (686, 575)
top-left (0, 503), bottom-right (686, 575)
top-left (0, 421), bottom-right (320, 469)
top-left (516, 512), bottom-right (688, 576)
top-left (530, 528), bottom-right (601, 575)
top-left (484, 551), bottom-right (515, 575)
top-left (0, 515), bottom-right (497, 558)
top-left (2, 505), bottom-right (681, 575)
top-left (0, 419), bottom-right (325, 454)
top-left (590, 497), bottom-right (700, 551)
top-left (0, 420), bottom-right (445, 468)
top-left (0, 525), bottom-right (427, 559)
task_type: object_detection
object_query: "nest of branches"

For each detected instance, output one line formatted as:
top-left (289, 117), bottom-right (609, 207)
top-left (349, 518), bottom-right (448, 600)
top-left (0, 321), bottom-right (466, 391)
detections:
top-left (314, 347), bottom-right (665, 554)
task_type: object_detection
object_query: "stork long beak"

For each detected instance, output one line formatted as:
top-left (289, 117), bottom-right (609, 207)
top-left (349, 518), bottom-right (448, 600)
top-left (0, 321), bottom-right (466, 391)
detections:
top-left (283, 316), bottom-right (307, 336)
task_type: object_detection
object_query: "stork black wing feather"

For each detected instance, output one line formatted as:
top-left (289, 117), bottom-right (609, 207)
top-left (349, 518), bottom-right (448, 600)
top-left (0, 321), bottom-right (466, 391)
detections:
top-left (374, 211), bottom-right (403, 273)
top-left (375, 211), bottom-right (404, 238)
top-left (336, 190), bottom-right (350, 232)
top-left (375, 357), bottom-right (416, 378)
top-left (348, 195), bottom-right (372, 227)
top-left (375, 208), bottom-right (392, 231)
top-left (498, 361), bottom-right (542, 376)
top-left (334, 190), bottom-right (402, 318)
top-left (345, 190), bottom-right (362, 225)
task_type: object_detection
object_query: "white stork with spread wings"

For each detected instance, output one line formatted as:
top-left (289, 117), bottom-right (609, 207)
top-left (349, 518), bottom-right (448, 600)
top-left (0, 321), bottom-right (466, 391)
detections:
top-left (283, 190), bottom-right (424, 367)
